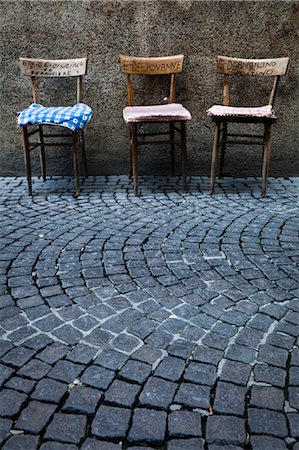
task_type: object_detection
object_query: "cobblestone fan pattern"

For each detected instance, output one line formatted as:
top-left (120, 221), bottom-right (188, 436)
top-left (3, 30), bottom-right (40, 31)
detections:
top-left (0, 175), bottom-right (298, 450)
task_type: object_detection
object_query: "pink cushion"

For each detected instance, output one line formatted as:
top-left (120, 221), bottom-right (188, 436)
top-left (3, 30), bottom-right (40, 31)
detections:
top-left (123, 103), bottom-right (192, 123)
top-left (207, 104), bottom-right (274, 118)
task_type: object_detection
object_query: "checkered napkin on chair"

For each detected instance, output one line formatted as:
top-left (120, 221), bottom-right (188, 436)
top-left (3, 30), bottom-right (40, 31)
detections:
top-left (18, 103), bottom-right (93, 132)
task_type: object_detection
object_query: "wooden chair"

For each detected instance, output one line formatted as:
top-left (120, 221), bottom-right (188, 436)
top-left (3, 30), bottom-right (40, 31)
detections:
top-left (18, 58), bottom-right (93, 196)
top-left (207, 55), bottom-right (289, 196)
top-left (119, 54), bottom-right (192, 195)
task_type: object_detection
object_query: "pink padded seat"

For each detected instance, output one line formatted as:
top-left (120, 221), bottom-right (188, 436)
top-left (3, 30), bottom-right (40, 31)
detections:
top-left (207, 104), bottom-right (275, 118)
top-left (123, 103), bottom-right (192, 123)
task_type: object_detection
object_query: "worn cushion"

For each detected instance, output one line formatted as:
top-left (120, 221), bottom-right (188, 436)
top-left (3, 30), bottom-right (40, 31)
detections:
top-left (123, 103), bottom-right (192, 123)
top-left (207, 104), bottom-right (274, 118)
top-left (18, 103), bottom-right (93, 132)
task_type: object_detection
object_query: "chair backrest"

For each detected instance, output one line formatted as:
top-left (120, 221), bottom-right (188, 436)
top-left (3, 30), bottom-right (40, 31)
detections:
top-left (19, 57), bottom-right (87, 104)
top-left (217, 55), bottom-right (289, 107)
top-left (119, 54), bottom-right (185, 106)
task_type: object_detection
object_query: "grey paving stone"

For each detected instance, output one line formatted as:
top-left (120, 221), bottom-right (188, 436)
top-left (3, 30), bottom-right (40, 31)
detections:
top-left (6, 325), bottom-right (37, 344)
top-left (168, 410), bottom-right (202, 437)
top-left (31, 378), bottom-right (68, 403)
top-left (94, 349), bottom-right (127, 370)
top-left (5, 376), bottom-right (36, 393)
top-left (23, 334), bottom-right (53, 351)
top-left (0, 389), bottom-right (27, 418)
top-left (266, 331), bottom-right (295, 350)
top-left (45, 413), bottom-right (87, 444)
top-left (81, 365), bottom-right (114, 390)
top-left (289, 387), bottom-right (299, 410)
top-left (208, 446), bottom-right (244, 450)
top-left (119, 359), bottom-right (152, 384)
top-left (128, 408), bottom-right (167, 443)
top-left (287, 412), bottom-right (299, 438)
top-left (104, 380), bottom-right (140, 407)
top-left (225, 343), bottom-right (256, 364)
top-left (1, 346), bottom-right (36, 368)
top-left (248, 313), bottom-right (275, 332)
top-left (145, 328), bottom-right (173, 349)
top-left (219, 359), bottom-right (251, 385)
top-left (17, 358), bottom-right (51, 380)
top-left (91, 405), bottom-right (131, 439)
top-left (0, 341), bottom-right (13, 358)
top-left (139, 376), bottom-right (177, 409)
top-left (174, 383), bottom-right (210, 409)
top-left (14, 400), bottom-right (56, 433)
top-left (192, 346), bottom-right (223, 366)
top-left (154, 356), bottom-right (185, 381)
top-left (66, 344), bottom-right (97, 365)
top-left (63, 386), bottom-right (102, 414)
top-left (248, 408), bottom-right (288, 438)
top-left (111, 332), bottom-right (141, 354)
top-left (250, 435), bottom-right (287, 450)
top-left (206, 415), bottom-right (246, 445)
top-left (184, 361), bottom-right (217, 386)
top-left (167, 438), bottom-right (205, 450)
top-left (52, 325), bottom-right (83, 345)
top-left (47, 360), bottom-right (84, 383)
top-left (254, 363), bottom-right (287, 387)
top-left (36, 343), bottom-right (70, 364)
top-left (132, 345), bottom-right (163, 365)
top-left (72, 315), bottom-right (99, 332)
top-left (258, 344), bottom-right (288, 368)
top-left (0, 364), bottom-right (14, 387)
top-left (83, 327), bottom-right (114, 347)
top-left (0, 418), bottom-right (12, 446)
top-left (1, 435), bottom-right (39, 450)
top-left (40, 442), bottom-right (78, 450)
top-left (213, 381), bottom-right (246, 416)
top-left (35, 315), bottom-right (64, 332)
top-left (234, 327), bottom-right (264, 349)
top-left (81, 439), bottom-right (120, 450)
top-left (250, 385), bottom-right (285, 411)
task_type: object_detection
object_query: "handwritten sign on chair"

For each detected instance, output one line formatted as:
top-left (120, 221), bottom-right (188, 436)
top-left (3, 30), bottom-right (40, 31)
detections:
top-left (218, 56), bottom-right (289, 77)
top-left (20, 58), bottom-right (87, 77)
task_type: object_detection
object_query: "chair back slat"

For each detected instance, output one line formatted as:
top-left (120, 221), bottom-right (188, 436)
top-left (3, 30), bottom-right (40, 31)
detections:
top-left (268, 76), bottom-right (280, 106)
top-left (217, 56), bottom-right (289, 77)
top-left (120, 55), bottom-right (184, 75)
top-left (126, 75), bottom-right (134, 106)
top-left (169, 74), bottom-right (177, 103)
top-left (120, 55), bottom-right (184, 106)
top-left (31, 76), bottom-right (40, 103)
top-left (217, 55), bottom-right (289, 107)
top-left (20, 58), bottom-right (87, 105)
top-left (223, 75), bottom-right (230, 106)
top-left (20, 58), bottom-right (87, 77)
top-left (77, 76), bottom-right (83, 103)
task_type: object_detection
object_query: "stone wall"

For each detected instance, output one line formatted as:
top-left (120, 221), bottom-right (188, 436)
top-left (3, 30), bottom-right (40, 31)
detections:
top-left (1, 0), bottom-right (298, 177)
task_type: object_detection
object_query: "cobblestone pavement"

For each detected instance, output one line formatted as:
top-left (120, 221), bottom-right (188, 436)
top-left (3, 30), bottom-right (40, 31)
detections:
top-left (0, 175), bottom-right (298, 450)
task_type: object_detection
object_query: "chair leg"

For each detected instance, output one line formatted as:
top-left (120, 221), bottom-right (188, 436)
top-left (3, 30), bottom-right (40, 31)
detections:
top-left (80, 130), bottom-right (88, 177)
top-left (129, 126), bottom-right (133, 178)
top-left (218, 122), bottom-right (227, 179)
top-left (180, 121), bottom-right (188, 191)
top-left (38, 125), bottom-right (46, 181)
top-left (262, 122), bottom-right (272, 197)
top-left (72, 133), bottom-right (81, 196)
top-left (209, 122), bottom-right (221, 194)
top-left (21, 127), bottom-right (32, 196)
top-left (130, 123), bottom-right (139, 196)
top-left (170, 122), bottom-right (176, 176)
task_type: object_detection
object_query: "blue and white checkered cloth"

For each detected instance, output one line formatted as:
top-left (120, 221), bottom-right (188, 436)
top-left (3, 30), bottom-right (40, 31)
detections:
top-left (18, 103), bottom-right (93, 132)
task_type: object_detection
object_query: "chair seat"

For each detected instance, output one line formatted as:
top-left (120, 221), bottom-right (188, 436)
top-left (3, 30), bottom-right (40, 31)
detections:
top-left (123, 103), bottom-right (192, 123)
top-left (207, 104), bottom-right (276, 119)
top-left (18, 103), bottom-right (93, 132)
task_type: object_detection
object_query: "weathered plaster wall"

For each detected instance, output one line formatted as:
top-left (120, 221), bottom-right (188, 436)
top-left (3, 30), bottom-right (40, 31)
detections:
top-left (1, 0), bottom-right (298, 177)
